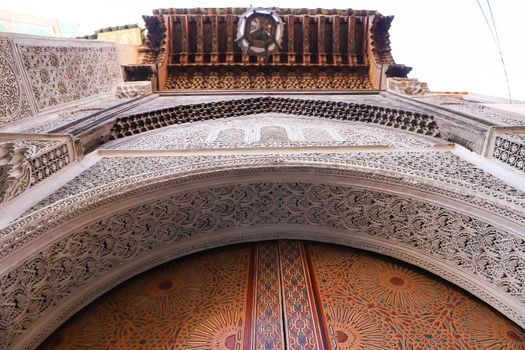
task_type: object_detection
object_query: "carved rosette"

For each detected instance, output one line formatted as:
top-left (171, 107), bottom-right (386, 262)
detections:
top-left (492, 135), bottom-right (525, 172)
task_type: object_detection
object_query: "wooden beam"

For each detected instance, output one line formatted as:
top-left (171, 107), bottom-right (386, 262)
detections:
top-left (333, 16), bottom-right (342, 64)
top-left (318, 16), bottom-right (326, 64)
top-left (180, 15), bottom-right (189, 64)
top-left (362, 16), bottom-right (369, 65)
top-left (303, 15), bottom-right (310, 64)
top-left (210, 14), bottom-right (219, 63)
top-left (287, 15), bottom-right (295, 64)
top-left (226, 14), bottom-right (234, 62)
top-left (348, 15), bottom-right (357, 65)
top-left (195, 15), bottom-right (204, 63)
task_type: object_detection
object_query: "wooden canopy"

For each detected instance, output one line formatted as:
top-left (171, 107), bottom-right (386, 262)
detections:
top-left (124, 8), bottom-right (411, 91)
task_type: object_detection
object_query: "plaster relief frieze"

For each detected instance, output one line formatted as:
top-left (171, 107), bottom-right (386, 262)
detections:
top-left (387, 77), bottom-right (429, 96)
top-left (412, 95), bottom-right (525, 127)
top-left (21, 151), bottom-right (525, 222)
top-left (109, 97), bottom-right (441, 140)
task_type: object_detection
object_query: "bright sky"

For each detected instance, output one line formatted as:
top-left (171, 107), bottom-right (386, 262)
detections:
top-left (2, 0), bottom-right (524, 101)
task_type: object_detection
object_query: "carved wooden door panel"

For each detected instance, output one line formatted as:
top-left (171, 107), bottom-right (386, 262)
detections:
top-left (249, 241), bottom-right (326, 350)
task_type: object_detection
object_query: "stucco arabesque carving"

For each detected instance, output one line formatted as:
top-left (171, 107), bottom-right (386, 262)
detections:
top-left (0, 135), bottom-right (77, 205)
top-left (0, 142), bottom-right (31, 204)
top-left (1, 154), bottom-right (524, 284)
top-left (1, 33), bottom-right (123, 128)
top-left (1, 174), bottom-right (525, 349)
top-left (0, 37), bottom-right (34, 127)
top-left (19, 150), bottom-right (525, 225)
top-left (16, 41), bottom-right (122, 111)
top-left (387, 77), bottom-right (429, 96)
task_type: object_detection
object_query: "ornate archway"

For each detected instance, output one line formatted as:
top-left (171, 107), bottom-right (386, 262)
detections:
top-left (1, 160), bottom-right (524, 349)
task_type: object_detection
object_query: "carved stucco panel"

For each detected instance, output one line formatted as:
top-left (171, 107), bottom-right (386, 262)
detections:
top-left (0, 38), bottom-right (35, 127)
top-left (15, 40), bottom-right (122, 111)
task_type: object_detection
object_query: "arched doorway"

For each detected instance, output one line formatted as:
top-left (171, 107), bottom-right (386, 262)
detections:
top-left (38, 240), bottom-right (525, 349)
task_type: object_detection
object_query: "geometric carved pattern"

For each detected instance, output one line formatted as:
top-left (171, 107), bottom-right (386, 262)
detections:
top-left (37, 242), bottom-right (525, 350)
top-left (254, 242), bottom-right (284, 350)
top-left (110, 97), bottom-right (440, 139)
top-left (493, 135), bottom-right (525, 172)
top-left (278, 240), bottom-right (323, 350)
top-left (2, 182), bottom-right (525, 348)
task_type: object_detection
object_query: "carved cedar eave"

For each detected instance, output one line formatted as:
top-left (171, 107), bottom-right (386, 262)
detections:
top-left (155, 7), bottom-right (392, 91)
top-left (132, 15), bottom-right (169, 90)
top-left (140, 15), bottom-right (167, 63)
top-left (368, 14), bottom-right (412, 90)
top-left (153, 8), bottom-right (376, 16)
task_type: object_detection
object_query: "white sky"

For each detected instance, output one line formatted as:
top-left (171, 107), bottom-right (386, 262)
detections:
top-left (2, 0), bottom-right (524, 101)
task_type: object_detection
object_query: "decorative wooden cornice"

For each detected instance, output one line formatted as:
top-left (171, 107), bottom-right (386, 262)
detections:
top-left (131, 7), bottom-right (411, 91)
top-left (139, 15), bottom-right (168, 65)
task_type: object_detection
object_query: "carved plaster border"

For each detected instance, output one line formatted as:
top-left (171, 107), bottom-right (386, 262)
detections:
top-left (1, 154), bottom-right (524, 259)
